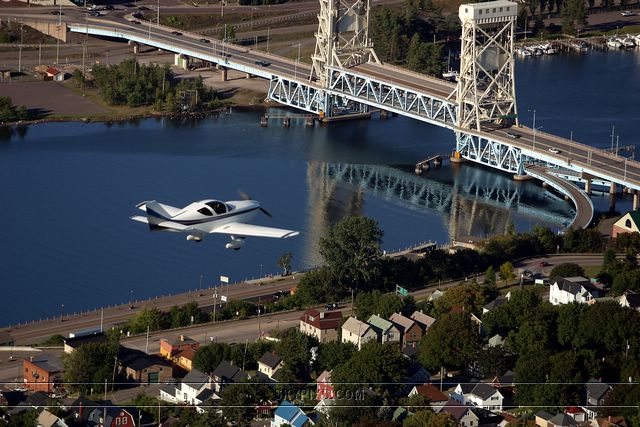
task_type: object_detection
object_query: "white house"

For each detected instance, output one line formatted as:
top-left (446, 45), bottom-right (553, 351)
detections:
top-left (258, 352), bottom-right (283, 380)
top-left (341, 317), bottom-right (377, 350)
top-left (159, 368), bottom-right (215, 408)
top-left (619, 292), bottom-right (640, 311)
top-left (549, 276), bottom-right (602, 305)
top-left (452, 383), bottom-right (503, 412)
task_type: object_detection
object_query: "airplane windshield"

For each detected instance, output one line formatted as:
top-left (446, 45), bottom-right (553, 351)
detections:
top-left (206, 201), bottom-right (227, 215)
top-left (197, 207), bottom-right (213, 216)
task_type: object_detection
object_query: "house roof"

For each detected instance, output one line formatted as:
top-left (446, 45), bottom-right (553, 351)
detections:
top-left (551, 276), bottom-right (598, 296)
top-left (212, 360), bottom-right (248, 383)
top-left (259, 352), bottom-right (282, 369)
top-left (274, 399), bottom-right (310, 427)
top-left (29, 356), bottom-right (63, 373)
top-left (102, 407), bottom-right (138, 427)
top-left (615, 211), bottom-right (640, 230)
top-left (586, 378), bottom-right (611, 401)
top-left (483, 296), bottom-right (508, 311)
top-left (594, 416), bottom-right (628, 427)
top-left (549, 413), bottom-right (578, 426)
top-left (367, 314), bottom-right (395, 333)
top-left (64, 332), bottom-right (107, 349)
top-left (162, 335), bottom-right (199, 347)
top-left (183, 368), bottom-right (210, 390)
top-left (341, 317), bottom-right (371, 337)
top-left (441, 400), bottom-right (476, 421)
top-left (300, 309), bottom-right (343, 330)
top-left (46, 67), bottom-right (60, 75)
top-left (411, 311), bottom-right (436, 328)
top-left (536, 411), bottom-right (554, 421)
top-left (412, 384), bottom-right (448, 402)
top-left (37, 409), bottom-right (61, 427)
top-left (125, 353), bottom-right (172, 372)
top-left (621, 292), bottom-right (640, 309)
top-left (317, 370), bottom-right (332, 384)
top-left (389, 312), bottom-right (417, 331)
top-left (195, 388), bottom-right (214, 402)
top-left (470, 383), bottom-right (501, 400)
top-left (177, 346), bottom-right (196, 361)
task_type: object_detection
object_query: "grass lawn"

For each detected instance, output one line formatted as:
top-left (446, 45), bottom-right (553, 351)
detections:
top-left (583, 264), bottom-right (603, 278)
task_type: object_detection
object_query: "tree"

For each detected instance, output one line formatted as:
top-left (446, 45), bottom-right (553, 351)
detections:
top-left (0, 96), bottom-right (24, 122)
top-left (404, 410), bottom-right (457, 427)
top-left (475, 346), bottom-right (510, 378)
top-left (63, 341), bottom-right (119, 394)
top-left (220, 25), bottom-right (236, 41)
top-left (434, 283), bottom-right (488, 314)
top-left (499, 261), bottom-right (514, 284)
top-left (560, 0), bottom-right (587, 35)
top-left (549, 262), bottom-right (585, 279)
top-left (314, 340), bottom-right (356, 372)
top-left (128, 307), bottom-right (168, 333)
top-left (418, 312), bottom-right (481, 371)
top-left (484, 266), bottom-right (496, 287)
top-left (277, 252), bottom-right (293, 276)
top-left (193, 342), bottom-right (230, 374)
top-left (295, 267), bottom-right (342, 306)
top-left (220, 380), bottom-right (272, 427)
top-left (319, 216), bottom-right (384, 290)
top-left (72, 69), bottom-right (85, 88)
top-left (276, 328), bottom-right (317, 380)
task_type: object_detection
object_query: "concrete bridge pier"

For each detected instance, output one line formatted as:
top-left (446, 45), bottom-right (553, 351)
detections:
top-left (216, 64), bottom-right (228, 81)
top-left (584, 179), bottom-right (592, 194)
top-left (128, 40), bottom-right (139, 54)
top-left (610, 182), bottom-right (618, 195)
top-left (245, 73), bottom-right (252, 79)
top-left (174, 54), bottom-right (190, 70)
top-left (633, 190), bottom-right (639, 211)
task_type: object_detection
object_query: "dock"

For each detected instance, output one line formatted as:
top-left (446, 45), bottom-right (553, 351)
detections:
top-left (415, 154), bottom-right (445, 174)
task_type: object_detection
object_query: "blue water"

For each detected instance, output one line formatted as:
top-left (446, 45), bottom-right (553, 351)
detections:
top-left (0, 49), bottom-right (638, 325)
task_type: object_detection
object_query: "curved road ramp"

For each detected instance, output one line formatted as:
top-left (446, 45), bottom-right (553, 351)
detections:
top-left (525, 165), bottom-right (594, 229)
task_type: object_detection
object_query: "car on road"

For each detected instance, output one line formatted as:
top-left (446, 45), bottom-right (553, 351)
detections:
top-left (50, 10), bottom-right (63, 15)
top-left (325, 303), bottom-right (338, 310)
top-left (88, 11), bottom-right (101, 16)
top-left (539, 261), bottom-right (550, 267)
top-left (621, 10), bottom-right (635, 16)
top-left (522, 270), bottom-right (534, 278)
top-left (506, 132), bottom-right (521, 139)
top-left (130, 20), bottom-right (141, 24)
top-left (105, 5), bottom-right (114, 10)
top-left (548, 147), bottom-right (561, 154)
top-left (199, 38), bottom-right (210, 43)
top-left (138, 5), bottom-right (149, 10)
top-left (255, 60), bottom-right (271, 67)
top-left (132, 11), bottom-right (142, 18)
top-left (14, 387), bottom-right (28, 392)
top-left (171, 31), bottom-right (183, 36)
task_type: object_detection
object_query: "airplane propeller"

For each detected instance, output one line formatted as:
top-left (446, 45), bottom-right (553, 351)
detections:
top-left (238, 190), bottom-right (273, 218)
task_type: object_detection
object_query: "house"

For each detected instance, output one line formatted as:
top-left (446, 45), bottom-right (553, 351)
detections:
top-left (428, 289), bottom-right (445, 302)
top-left (592, 416), bottom-right (628, 427)
top-left (491, 370), bottom-right (515, 389)
top-left (408, 383), bottom-right (448, 411)
top-left (564, 407), bottom-right (586, 425)
top-left (316, 370), bottom-right (335, 400)
top-left (22, 355), bottom-right (63, 393)
top-left (314, 398), bottom-right (334, 418)
top-left (37, 409), bottom-right (68, 427)
top-left (159, 335), bottom-right (200, 361)
top-left (470, 313), bottom-right (484, 335)
top-left (119, 349), bottom-right (173, 384)
top-left (367, 314), bottom-right (401, 344)
top-left (611, 211), bottom-right (640, 238)
top-left (65, 396), bottom-right (97, 424)
top-left (211, 360), bottom-right (250, 393)
top-left (258, 352), bottom-right (283, 380)
top-left (547, 413), bottom-right (578, 427)
top-left (63, 332), bottom-right (108, 354)
top-left (389, 312), bottom-right (422, 348)
top-left (482, 296), bottom-right (509, 315)
top-left (549, 276), bottom-right (602, 305)
top-left (299, 309), bottom-right (343, 343)
top-left (453, 382), bottom-right (503, 412)
top-left (585, 378), bottom-right (613, 419)
top-left (87, 406), bottom-right (138, 427)
top-left (536, 411), bottom-right (554, 427)
top-left (0, 330), bottom-right (15, 346)
top-left (440, 400), bottom-right (480, 427)
top-left (176, 346), bottom-right (196, 371)
top-left (271, 399), bottom-right (313, 427)
top-left (411, 310), bottom-right (436, 332)
top-left (488, 334), bottom-right (505, 347)
top-left (45, 67), bottom-right (65, 81)
top-left (159, 368), bottom-right (213, 406)
top-left (619, 292), bottom-right (640, 311)
top-left (341, 317), bottom-right (377, 350)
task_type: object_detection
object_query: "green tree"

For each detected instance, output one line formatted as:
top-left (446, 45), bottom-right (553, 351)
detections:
top-left (276, 328), bottom-right (318, 380)
top-left (295, 267), bottom-right (341, 306)
top-left (499, 261), bottom-right (514, 284)
top-left (475, 346), bottom-right (510, 378)
top-left (0, 96), bottom-right (20, 122)
top-left (560, 0), bottom-right (587, 35)
top-left (418, 312), bottom-right (481, 371)
top-left (404, 410), bottom-right (457, 427)
top-left (314, 340), bottom-right (356, 372)
top-left (220, 379), bottom-right (272, 427)
top-left (63, 341), bottom-right (119, 394)
top-left (128, 307), bottom-right (168, 333)
top-left (319, 216), bottom-right (384, 290)
top-left (193, 342), bottom-right (230, 374)
top-left (612, 269), bottom-right (640, 295)
top-left (484, 265), bottom-right (496, 287)
top-left (72, 69), bottom-right (85, 88)
top-left (549, 262), bottom-right (585, 279)
top-left (277, 252), bottom-right (293, 276)
top-left (434, 283), bottom-right (488, 314)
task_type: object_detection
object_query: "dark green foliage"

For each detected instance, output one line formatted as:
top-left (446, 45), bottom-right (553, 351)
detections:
top-left (41, 334), bottom-right (65, 346)
top-left (433, 282), bottom-right (492, 315)
top-left (169, 301), bottom-right (208, 328)
top-left (560, 0), bottom-right (587, 35)
top-left (193, 340), bottom-right (274, 374)
top-left (482, 289), bottom-right (542, 337)
top-left (0, 96), bottom-right (29, 122)
top-left (355, 290), bottom-right (404, 320)
top-left (128, 307), bottom-right (170, 334)
top-left (314, 340), bottom-right (356, 372)
top-left (220, 379), bottom-right (274, 427)
top-left (6, 409), bottom-right (37, 427)
top-left (612, 269), bottom-right (640, 295)
top-left (403, 410), bottom-right (457, 427)
top-left (63, 340), bottom-right (119, 394)
top-left (549, 262), bottom-right (585, 279)
top-left (295, 267), bottom-right (344, 307)
top-left (562, 228), bottom-right (603, 253)
top-left (319, 216), bottom-right (383, 291)
top-left (418, 312), bottom-right (481, 371)
top-left (331, 341), bottom-right (407, 395)
top-left (615, 232), bottom-right (640, 254)
top-left (475, 346), bottom-right (511, 378)
top-left (276, 328), bottom-right (318, 380)
top-left (173, 408), bottom-right (226, 427)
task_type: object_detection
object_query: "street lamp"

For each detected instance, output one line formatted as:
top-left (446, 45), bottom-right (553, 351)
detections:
top-left (528, 109), bottom-right (538, 150)
top-left (294, 42), bottom-right (301, 79)
top-left (129, 289), bottom-right (134, 308)
top-left (60, 304), bottom-right (64, 322)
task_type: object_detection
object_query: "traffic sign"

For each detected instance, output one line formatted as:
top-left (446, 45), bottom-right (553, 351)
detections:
top-left (220, 275), bottom-right (229, 284)
top-left (396, 285), bottom-right (409, 297)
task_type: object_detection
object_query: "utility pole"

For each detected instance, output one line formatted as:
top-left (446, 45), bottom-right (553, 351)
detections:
top-left (18, 24), bottom-right (23, 73)
top-left (610, 125), bottom-right (616, 151)
top-left (145, 325), bottom-right (150, 354)
top-left (266, 27), bottom-right (270, 52)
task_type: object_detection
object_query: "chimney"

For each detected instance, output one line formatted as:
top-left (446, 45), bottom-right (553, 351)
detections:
top-left (320, 312), bottom-right (325, 319)
top-left (79, 402), bottom-right (83, 420)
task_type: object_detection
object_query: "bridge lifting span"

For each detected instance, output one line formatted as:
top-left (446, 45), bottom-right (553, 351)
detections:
top-left (32, 0), bottom-right (637, 227)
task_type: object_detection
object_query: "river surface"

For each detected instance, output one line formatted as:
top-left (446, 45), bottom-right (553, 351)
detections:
top-left (1, 49), bottom-right (638, 326)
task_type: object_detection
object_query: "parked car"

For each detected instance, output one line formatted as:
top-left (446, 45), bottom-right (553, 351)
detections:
top-left (130, 20), bottom-right (141, 24)
top-left (50, 10), bottom-right (63, 15)
top-left (539, 261), bottom-right (550, 267)
top-left (506, 132), bottom-right (520, 139)
top-left (254, 60), bottom-right (271, 67)
top-left (325, 303), bottom-right (338, 310)
top-left (621, 10), bottom-right (635, 16)
top-left (88, 11), bottom-right (101, 16)
top-left (548, 147), bottom-right (561, 154)
top-left (199, 38), bottom-right (210, 43)
top-left (171, 31), bottom-right (183, 36)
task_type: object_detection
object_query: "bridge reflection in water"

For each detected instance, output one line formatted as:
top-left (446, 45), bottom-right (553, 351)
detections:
top-left (303, 161), bottom-right (573, 263)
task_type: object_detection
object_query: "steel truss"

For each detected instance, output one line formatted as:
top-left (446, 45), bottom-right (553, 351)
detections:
top-left (267, 77), bottom-right (326, 113)
top-left (456, 132), bottom-right (523, 174)
top-left (327, 67), bottom-right (458, 129)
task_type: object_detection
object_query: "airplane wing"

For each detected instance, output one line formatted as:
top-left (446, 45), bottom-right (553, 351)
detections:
top-left (130, 215), bottom-right (189, 231)
top-left (211, 222), bottom-right (299, 239)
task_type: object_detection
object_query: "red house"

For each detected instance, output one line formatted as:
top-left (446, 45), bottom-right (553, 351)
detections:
top-left (87, 406), bottom-right (139, 427)
top-left (22, 356), bottom-right (63, 393)
top-left (316, 370), bottom-right (335, 400)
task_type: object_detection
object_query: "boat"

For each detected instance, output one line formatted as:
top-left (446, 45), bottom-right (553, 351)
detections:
top-left (619, 36), bottom-right (636, 48)
top-left (516, 47), bottom-right (532, 57)
top-left (607, 38), bottom-right (622, 49)
top-left (539, 43), bottom-right (558, 54)
top-left (442, 51), bottom-right (460, 82)
top-left (571, 42), bottom-right (589, 52)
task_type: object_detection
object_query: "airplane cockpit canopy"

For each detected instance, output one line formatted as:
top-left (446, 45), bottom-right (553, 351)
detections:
top-left (205, 200), bottom-right (228, 215)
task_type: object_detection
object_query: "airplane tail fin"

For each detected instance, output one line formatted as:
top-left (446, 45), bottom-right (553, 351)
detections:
top-left (144, 201), bottom-right (173, 231)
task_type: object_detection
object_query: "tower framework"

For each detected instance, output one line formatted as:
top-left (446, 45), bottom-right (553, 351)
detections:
top-left (457, 1), bottom-right (519, 130)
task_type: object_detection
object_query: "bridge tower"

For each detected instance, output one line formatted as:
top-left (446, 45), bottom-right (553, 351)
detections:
top-left (311, 0), bottom-right (379, 87)
top-left (457, 1), bottom-right (519, 131)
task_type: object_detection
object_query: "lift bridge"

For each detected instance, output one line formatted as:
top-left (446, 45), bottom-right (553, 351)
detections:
top-left (26, 0), bottom-right (636, 227)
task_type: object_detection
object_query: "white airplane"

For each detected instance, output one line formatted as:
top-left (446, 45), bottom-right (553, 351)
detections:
top-left (131, 196), bottom-right (299, 250)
